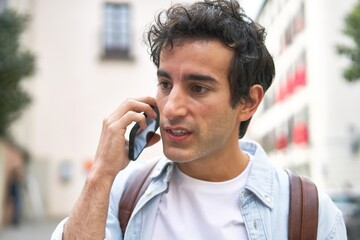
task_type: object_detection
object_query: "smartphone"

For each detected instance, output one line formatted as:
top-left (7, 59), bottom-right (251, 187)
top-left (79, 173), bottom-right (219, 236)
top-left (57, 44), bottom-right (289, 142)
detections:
top-left (128, 106), bottom-right (160, 160)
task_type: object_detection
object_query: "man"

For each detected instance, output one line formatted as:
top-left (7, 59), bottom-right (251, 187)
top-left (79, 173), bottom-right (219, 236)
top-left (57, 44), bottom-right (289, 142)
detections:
top-left (52, 0), bottom-right (346, 239)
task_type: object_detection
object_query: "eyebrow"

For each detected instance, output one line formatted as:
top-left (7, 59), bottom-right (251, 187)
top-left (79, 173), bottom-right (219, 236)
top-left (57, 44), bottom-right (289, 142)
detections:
top-left (157, 70), bottom-right (218, 83)
top-left (157, 70), bottom-right (171, 79)
top-left (184, 73), bottom-right (217, 83)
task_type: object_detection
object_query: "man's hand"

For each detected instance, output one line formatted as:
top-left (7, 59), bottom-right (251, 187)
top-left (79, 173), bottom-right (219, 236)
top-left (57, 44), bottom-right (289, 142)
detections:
top-left (63, 96), bottom-right (160, 240)
top-left (92, 96), bottom-right (159, 177)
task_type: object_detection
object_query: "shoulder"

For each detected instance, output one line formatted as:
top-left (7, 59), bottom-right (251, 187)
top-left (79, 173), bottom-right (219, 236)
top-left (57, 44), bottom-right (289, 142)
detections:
top-left (109, 157), bottom-right (170, 210)
top-left (317, 191), bottom-right (347, 239)
top-left (109, 158), bottom-right (162, 203)
top-left (105, 157), bottom-right (169, 239)
top-left (274, 171), bottom-right (346, 239)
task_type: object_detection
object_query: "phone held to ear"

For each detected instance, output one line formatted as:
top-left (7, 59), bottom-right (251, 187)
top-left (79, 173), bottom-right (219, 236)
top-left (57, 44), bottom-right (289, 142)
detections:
top-left (128, 106), bottom-right (160, 160)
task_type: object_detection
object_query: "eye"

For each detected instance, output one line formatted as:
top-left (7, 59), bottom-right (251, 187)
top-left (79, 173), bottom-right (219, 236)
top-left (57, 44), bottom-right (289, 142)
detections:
top-left (157, 80), bottom-right (172, 90)
top-left (191, 85), bottom-right (209, 94)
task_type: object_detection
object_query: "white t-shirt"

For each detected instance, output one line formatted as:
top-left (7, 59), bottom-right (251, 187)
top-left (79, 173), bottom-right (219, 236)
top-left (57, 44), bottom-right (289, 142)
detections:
top-left (152, 160), bottom-right (252, 240)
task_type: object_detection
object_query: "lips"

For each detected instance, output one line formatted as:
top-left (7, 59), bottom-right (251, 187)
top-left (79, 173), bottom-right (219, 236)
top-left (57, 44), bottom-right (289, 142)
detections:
top-left (164, 126), bottom-right (192, 138)
top-left (167, 129), bottom-right (190, 136)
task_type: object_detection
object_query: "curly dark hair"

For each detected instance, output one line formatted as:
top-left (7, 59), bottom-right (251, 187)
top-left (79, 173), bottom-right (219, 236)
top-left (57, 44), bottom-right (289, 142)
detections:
top-left (146, 0), bottom-right (275, 138)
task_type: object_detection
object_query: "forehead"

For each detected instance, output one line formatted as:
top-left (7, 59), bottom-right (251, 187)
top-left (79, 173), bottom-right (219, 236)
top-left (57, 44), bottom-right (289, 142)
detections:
top-left (160, 38), bottom-right (232, 57)
top-left (159, 39), bottom-right (234, 78)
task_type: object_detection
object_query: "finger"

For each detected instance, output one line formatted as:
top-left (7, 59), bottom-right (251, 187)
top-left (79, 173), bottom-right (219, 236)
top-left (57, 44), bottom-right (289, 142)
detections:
top-left (116, 111), bottom-right (147, 130)
top-left (100, 111), bottom-right (146, 142)
top-left (118, 97), bottom-right (157, 117)
top-left (108, 97), bottom-right (157, 124)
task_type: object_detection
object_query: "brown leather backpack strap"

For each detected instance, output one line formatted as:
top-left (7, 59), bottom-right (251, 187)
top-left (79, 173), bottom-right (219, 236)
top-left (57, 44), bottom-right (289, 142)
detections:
top-left (287, 170), bottom-right (303, 239)
top-left (286, 170), bottom-right (319, 240)
top-left (299, 175), bottom-right (319, 240)
top-left (118, 160), bottom-right (158, 236)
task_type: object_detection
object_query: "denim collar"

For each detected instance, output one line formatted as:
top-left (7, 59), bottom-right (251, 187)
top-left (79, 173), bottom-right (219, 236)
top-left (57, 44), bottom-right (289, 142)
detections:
top-left (242, 140), bottom-right (275, 209)
top-left (149, 140), bottom-right (275, 209)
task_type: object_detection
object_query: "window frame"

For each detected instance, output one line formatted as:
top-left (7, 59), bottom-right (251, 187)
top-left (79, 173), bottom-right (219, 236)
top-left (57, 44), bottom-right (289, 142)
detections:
top-left (102, 2), bottom-right (132, 60)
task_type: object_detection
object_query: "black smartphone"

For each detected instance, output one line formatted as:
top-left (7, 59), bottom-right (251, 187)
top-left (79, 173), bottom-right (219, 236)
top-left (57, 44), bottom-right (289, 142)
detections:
top-left (128, 106), bottom-right (160, 160)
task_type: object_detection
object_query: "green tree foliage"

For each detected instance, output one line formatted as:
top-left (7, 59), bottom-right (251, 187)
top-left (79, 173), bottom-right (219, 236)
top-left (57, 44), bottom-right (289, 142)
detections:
top-left (0, 10), bottom-right (35, 137)
top-left (337, 2), bottom-right (360, 82)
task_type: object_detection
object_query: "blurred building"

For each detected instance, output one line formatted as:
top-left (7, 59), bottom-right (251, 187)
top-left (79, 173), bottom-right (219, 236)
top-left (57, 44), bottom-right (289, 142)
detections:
top-left (2, 0), bottom-right (193, 219)
top-left (3, 0), bottom-right (360, 222)
top-left (247, 0), bottom-right (360, 190)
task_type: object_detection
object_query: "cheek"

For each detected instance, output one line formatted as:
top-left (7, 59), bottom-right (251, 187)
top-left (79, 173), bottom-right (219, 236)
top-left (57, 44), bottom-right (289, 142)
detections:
top-left (155, 94), bottom-right (168, 124)
top-left (209, 108), bottom-right (239, 132)
top-left (155, 92), bottom-right (165, 109)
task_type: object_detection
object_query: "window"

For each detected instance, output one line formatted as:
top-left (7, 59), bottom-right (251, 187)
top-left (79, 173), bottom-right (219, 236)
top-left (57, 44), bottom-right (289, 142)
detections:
top-left (292, 107), bottom-right (309, 145)
top-left (103, 3), bottom-right (131, 59)
top-left (0, 0), bottom-right (8, 13)
top-left (278, 2), bottom-right (305, 55)
top-left (294, 2), bottom-right (305, 33)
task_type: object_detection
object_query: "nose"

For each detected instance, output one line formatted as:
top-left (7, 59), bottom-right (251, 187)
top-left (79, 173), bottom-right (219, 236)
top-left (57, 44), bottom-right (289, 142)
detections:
top-left (161, 87), bottom-right (188, 120)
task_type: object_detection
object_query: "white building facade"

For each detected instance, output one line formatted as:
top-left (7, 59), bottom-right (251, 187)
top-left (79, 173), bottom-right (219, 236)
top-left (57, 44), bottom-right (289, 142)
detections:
top-left (248, 0), bottom-right (360, 191)
top-left (3, 0), bottom-right (194, 218)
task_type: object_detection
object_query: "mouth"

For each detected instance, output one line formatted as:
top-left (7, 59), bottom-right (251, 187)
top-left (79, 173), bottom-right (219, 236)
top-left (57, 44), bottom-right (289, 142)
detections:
top-left (165, 127), bottom-right (192, 137)
top-left (166, 129), bottom-right (190, 136)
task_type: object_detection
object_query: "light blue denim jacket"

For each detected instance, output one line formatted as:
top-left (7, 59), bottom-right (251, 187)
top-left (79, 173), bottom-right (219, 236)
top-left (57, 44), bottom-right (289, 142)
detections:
top-left (51, 140), bottom-right (347, 240)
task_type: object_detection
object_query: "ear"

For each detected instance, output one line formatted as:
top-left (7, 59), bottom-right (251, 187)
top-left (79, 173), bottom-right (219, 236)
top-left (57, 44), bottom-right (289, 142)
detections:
top-left (237, 84), bottom-right (264, 122)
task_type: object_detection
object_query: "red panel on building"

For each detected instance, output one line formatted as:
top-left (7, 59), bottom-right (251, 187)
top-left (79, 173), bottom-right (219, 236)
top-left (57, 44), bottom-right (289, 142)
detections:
top-left (293, 122), bottom-right (308, 144)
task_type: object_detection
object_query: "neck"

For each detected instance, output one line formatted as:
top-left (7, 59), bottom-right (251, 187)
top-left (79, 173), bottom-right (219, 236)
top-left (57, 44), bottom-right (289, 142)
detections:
top-left (176, 148), bottom-right (250, 182)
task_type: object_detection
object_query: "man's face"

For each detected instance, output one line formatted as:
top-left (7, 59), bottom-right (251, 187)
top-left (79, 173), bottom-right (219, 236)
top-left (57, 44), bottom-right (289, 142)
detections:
top-left (156, 39), bottom-right (243, 163)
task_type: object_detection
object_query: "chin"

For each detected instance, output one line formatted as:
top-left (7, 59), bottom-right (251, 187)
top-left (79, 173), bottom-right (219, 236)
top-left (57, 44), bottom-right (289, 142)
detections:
top-left (163, 147), bottom-right (197, 163)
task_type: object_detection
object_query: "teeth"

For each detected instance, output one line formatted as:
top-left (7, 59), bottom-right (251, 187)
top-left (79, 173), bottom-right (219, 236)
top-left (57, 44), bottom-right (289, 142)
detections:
top-left (170, 129), bottom-right (187, 136)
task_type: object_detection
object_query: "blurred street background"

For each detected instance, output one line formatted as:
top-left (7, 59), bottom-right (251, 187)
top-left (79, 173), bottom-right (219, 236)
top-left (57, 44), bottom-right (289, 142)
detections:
top-left (0, 219), bottom-right (59, 240)
top-left (1, 0), bottom-right (360, 239)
